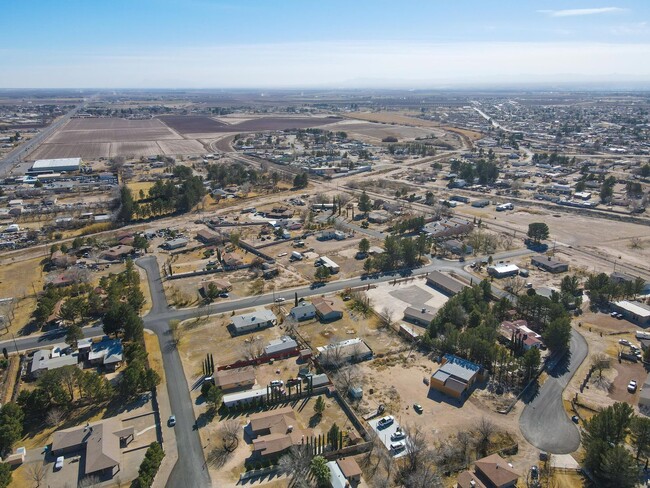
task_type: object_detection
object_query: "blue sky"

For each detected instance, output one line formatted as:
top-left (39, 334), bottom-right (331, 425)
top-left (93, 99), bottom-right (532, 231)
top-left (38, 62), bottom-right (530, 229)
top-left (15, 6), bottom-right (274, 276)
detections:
top-left (1, 1), bottom-right (650, 88)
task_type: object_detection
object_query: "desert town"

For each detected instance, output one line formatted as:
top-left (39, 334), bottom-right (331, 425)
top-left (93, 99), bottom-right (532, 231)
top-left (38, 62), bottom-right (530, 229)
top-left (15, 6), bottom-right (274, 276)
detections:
top-left (0, 88), bottom-right (649, 488)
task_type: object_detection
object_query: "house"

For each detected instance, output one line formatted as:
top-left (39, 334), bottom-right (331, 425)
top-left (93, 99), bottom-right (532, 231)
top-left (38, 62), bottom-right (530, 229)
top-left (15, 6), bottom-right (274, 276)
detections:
top-left (162, 237), bottom-right (189, 250)
top-left (443, 239), bottom-right (473, 255)
top-left (87, 338), bottom-right (124, 371)
top-left (223, 388), bottom-right (268, 408)
top-left (367, 211), bottom-right (390, 224)
top-left (312, 297), bottom-right (343, 322)
top-left (264, 336), bottom-right (299, 357)
top-left (102, 245), bottom-right (134, 261)
top-left (610, 271), bottom-right (637, 284)
top-left (499, 320), bottom-right (544, 350)
top-left (249, 407), bottom-right (313, 459)
top-left (639, 372), bottom-right (650, 410)
top-left (403, 306), bottom-right (436, 327)
top-left (231, 310), bottom-right (277, 335)
top-left (196, 229), bottom-right (224, 245)
top-left (201, 279), bottom-right (232, 296)
top-left (430, 354), bottom-right (481, 399)
top-left (222, 252), bottom-right (243, 267)
top-left (213, 367), bottom-right (256, 392)
top-left (51, 419), bottom-right (134, 478)
top-left (426, 271), bottom-right (468, 296)
top-left (612, 300), bottom-right (650, 326)
top-left (318, 256), bottom-right (340, 274)
top-left (266, 207), bottom-right (293, 219)
top-left (318, 230), bottom-right (346, 241)
top-left (290, 302), bottom-right (317, 321)
top-left (338, 457), bottom-right (362, 482)
top-left (29, 349), bottom-right (79, 379)
top-left (262, 263), bottom-right (279, 279)
top-left (471, 453), bottom-right (519, 488)
top-left (531, 255), bottom-right (569, 273)
top-left (317, 338), bottom-right (373, 367)
top-left (423, 217), bottom-right (473, 239)
top-left (487, 263), bottom-right (519, 278)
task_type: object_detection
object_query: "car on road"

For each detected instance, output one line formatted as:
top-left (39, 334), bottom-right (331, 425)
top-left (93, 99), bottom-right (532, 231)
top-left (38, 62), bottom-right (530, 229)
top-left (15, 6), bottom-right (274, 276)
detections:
top-left (54, 456), bottom-right (64, 471)
top-left (274, 297), bottom-right (285, 302)
top-left (390, 441), bottom-right (406, 452)
top-left (571, 415), bottom-right (580, 423)
top-left (391, 429), bottom-right (406, 441)
top-left (377, 416), bottom-right (394, 429)
top-left (628, 380), bottom-right (638, 393)
top-left (413, 404), bottom-right (423, 414)
top-left (168, 415), bottom-right (176, 427)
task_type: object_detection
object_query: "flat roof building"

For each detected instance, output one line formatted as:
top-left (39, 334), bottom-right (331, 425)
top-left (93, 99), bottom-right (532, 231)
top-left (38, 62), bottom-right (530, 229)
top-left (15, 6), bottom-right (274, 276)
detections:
top-left (264, 336), bottom-right (299, 357)
top-left (426, 271), bottom-right (468, 296)
top-left (403, 306), bottom-right (436, 327)
top-left (612, 300), bottom-right (650, 326)
top-left (531, 255), bottom-right (569, 273)
top-left (213, 367), bottom-right (256, 392)
top-left (231, 310), bottom-right (277, 335)
top-left (29, 157), bottom-right (82, 174)
top-left (430, 354), bottom-right (481, 399)
top-left (487, 263), bottom-right (520, 278)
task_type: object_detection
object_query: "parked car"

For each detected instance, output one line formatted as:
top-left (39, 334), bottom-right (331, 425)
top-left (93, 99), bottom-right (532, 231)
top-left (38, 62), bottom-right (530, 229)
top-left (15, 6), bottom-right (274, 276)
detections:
top-left (530, 465), bottom-right (539, 480)
top-left (390, 441), bottom-right (406, 452)
top-left (168, 415), bottom-right (176, 427)
top-left (270, 380), bottom-right (284, 388)
top-left (619, 339), bottom-right (631, 346)
top-left (54, 456), bottom-right (64, 471)
top-left (391, 429), bottom-right (406, 441)
top-left (413, 404), bottom-right (423, 414)
top-left (628, 380), bottom-right (638, 393)
top-left (377, 416), bottom-right (394, 429)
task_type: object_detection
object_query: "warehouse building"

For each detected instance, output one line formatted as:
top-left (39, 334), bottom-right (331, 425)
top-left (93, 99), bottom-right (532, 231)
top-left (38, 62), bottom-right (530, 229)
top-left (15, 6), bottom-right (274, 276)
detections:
top-left (29, 157), bottom-right (82, 174)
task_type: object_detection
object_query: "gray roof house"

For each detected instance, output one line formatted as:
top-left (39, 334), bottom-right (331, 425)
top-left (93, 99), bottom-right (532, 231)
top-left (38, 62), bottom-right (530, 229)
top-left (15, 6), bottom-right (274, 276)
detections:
top-left (403, 306), bottom-right (436, 327)
top-left (264, 336), bottom-right (299, 356)
top-left (231, 310), bottom-right (277, 335)
top-left (30, 349), bottom-right (79, 378)
top-left (290, 302), bottom-right (317, 321)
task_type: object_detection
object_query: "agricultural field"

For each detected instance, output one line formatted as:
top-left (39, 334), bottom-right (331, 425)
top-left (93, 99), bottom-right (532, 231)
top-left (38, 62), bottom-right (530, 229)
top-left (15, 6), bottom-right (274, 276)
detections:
top-left (159, 115), bottom-right (342, 135)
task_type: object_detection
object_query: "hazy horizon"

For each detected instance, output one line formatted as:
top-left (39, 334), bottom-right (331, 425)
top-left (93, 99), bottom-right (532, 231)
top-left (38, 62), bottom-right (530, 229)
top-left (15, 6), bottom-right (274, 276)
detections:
top-left (2, 1), bottom-right (650, 89)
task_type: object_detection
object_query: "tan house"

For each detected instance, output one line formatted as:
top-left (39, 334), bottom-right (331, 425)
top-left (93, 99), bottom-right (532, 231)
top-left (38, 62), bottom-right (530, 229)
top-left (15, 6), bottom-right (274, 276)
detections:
top-left (430, 354), bottom-right (481, 399)
top-left (51, 419), bottom-right (134, 477)
top-left (213, 367), bottom-right (255, 392)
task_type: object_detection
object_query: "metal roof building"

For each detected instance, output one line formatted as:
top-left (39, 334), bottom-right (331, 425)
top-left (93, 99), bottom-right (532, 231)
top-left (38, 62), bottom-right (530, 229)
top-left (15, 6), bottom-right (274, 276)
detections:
top-left (30, 157), bottom-right (82, 174)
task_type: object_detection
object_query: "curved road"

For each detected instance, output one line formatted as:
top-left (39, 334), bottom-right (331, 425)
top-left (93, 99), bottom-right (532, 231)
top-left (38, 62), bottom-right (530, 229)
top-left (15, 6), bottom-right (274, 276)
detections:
top-left (519, 329), bottom-right (588, 454)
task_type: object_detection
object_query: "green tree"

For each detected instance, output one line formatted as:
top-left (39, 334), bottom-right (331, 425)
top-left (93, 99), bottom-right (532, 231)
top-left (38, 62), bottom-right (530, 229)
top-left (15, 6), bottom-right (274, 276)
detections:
top-left (358, 191), bottom-right (371, 213)
top-left (521, 347), bottom-right (541, 381)
top-left (328, 423), bottom-right (340, 450)
top-left (0, 463), bottom-right (11, 488)
top-left (631, 416), bottom-right (650, 460)
top-left (315, 265), bottom-right (331, 282)
top-left (527, 222), bottom-right (549, 244)
top-left (118, 186), bottom-right (135, 222)
top-left (0, 403), bottom-right (24, 456)
top-left (358, 238), bottom-right (370, 255)
top-left (598, 445), bottom-right (638, 488)
top-left (204, 384), bottom-right (223, 413)
top-left (310, 456), bottom-right (330, 487)
top-left (363, 258), bottom-right (374, 274)
top-left (542, 316), bottom-right (572, 354)
top-left (313, 396), bottom-right (326, 416)
top-left (65, 324), bottom-right (84, 349)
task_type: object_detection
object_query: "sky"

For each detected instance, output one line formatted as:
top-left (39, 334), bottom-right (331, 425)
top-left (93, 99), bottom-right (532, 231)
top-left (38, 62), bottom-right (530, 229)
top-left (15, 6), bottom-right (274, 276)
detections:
top-left (1, 1), bottom-right (650, 89)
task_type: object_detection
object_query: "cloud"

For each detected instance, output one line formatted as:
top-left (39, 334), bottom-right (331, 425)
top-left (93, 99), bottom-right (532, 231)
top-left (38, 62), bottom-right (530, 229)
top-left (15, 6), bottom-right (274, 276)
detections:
top-left (538, 7), bottom-right (626, 17)
top-left (611, 21), bottom-right (648, 35)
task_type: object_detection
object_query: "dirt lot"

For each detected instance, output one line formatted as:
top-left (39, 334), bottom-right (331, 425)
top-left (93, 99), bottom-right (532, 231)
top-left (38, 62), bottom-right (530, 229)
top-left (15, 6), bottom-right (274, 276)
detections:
top-left (0, 255), bottom-right (45, 335)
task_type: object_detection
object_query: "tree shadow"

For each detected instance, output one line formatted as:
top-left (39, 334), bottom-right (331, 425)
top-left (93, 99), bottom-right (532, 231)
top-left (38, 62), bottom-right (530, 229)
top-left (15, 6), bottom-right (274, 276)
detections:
top-left (308, 414), bottom-right (322, 428)
top-left (520, 379), bottom-right (541, 404)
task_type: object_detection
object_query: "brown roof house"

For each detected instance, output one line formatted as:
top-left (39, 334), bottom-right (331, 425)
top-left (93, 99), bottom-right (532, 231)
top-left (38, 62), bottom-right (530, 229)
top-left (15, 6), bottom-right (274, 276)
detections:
top-left (249, 407), bottom-right (312, 459)
top-left (312, 297), bottom-right (343, 322)
top-left (51, 419), bottom-right (134, 478)
top-left (457, 454), bottom-right (519, 488)
top-left (212, 367), bottom-right (256, 392)
top-left (102, 245), bottom-right (134, 261)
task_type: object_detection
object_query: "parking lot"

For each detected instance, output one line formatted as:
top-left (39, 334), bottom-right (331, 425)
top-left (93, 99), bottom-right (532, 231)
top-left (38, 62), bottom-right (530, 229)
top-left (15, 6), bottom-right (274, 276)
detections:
top-left (367, 416), bottom-right (409, 459)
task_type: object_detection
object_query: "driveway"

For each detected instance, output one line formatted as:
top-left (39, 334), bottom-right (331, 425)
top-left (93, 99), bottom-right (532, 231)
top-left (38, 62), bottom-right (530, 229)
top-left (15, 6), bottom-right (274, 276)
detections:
top-left (519, 329), bottom-right (588, 454)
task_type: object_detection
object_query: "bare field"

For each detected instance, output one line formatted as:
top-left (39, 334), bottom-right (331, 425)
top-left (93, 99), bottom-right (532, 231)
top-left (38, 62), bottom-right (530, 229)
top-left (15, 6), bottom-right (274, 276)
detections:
top-left (63, 118), bottom-right (171, 131)
top-left (328, 121), bottom-right (445, 141)
top-left (159, 115), bottom-right (341, 134)
top-left (157, 138), bottom-right (206, 154)
top-left (110, 141), bottom-right (162, 157)
top-left (345, 112), bottom-right (441, 127)
top-left (49, 127), bottom-right (178, 144)
top-left (30, 142), bottom-right (111, 159)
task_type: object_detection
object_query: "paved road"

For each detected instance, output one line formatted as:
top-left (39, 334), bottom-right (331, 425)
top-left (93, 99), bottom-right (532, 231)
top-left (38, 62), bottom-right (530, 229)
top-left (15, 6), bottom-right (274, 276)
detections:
top-left (519, 329), bottom-right (588, 454)
top-left (137, 256), bottom-right (211, 488)
top-left (0, 101), bottom-right (88, 176)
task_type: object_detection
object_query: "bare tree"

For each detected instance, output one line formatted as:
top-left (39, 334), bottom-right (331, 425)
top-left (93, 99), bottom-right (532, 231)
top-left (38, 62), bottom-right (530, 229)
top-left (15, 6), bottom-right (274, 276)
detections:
top-left (504, 276), bottom-right (526, 296)
top-left (78, 475), bottom-right (101, 488)
top-left (46, 407), bottom-right (64, 427)
top-left (475, 417), bottom-right (496, 457)
top-left (27, 463), bottom-right (47, 488)
top-left (278, 445), bottom-right (312, 487)
top-left (379, 306), bottom-right (395, 329)
top-left (591, 353), bottom-right (612, 390)
top-left (219, 420), bottom-right (242, 453)
top-left (240, 336), bottom-right (264, 360)
top-left (333, 364), bottom-right (363, 393)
